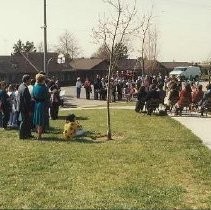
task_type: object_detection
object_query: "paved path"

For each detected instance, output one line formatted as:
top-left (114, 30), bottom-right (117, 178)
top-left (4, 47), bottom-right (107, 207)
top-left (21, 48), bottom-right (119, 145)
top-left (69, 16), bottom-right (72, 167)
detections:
top-left (61, 86), bottom-right (211, 149)
top-left (170, 113), bottom-right (211, 149)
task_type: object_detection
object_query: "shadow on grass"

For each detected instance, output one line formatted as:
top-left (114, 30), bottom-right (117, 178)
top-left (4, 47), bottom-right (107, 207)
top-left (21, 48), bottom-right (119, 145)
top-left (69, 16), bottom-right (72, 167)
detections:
top-left (136, 111), bottom-right (168, 117)
top-left (57, 116), bottom-right (89, 121)
top-left (62, 103), bottom-right (78, 108)
top-left (170, 113), bottom-right (211, 118)
top-left (41, 131), bottom-right (106, 144)
top-left (47, 127), bottom-right (63, 134)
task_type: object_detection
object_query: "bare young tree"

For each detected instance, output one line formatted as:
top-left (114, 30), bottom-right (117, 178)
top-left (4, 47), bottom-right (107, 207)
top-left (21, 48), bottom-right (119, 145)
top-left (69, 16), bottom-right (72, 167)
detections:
top-left (140, 12), bottom-right (153, 75)
top-left (55, 30), bottom-right (81, 60)
top-left (145, 25), bottom-right (159, 73)
top-left (93, 0), bottom-right (138, 140)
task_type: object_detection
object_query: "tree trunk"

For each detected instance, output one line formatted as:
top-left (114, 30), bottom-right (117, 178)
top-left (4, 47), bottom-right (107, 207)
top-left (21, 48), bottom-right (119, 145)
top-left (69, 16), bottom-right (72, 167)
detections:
top-left (142, 36), bottom-right (145, 76)
top-left (106, 65), bottom-right (112, 140)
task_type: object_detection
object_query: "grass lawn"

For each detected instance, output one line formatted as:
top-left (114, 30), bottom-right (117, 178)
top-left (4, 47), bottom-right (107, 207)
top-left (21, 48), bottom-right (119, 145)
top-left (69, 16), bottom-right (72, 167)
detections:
top-left (1, 109), bottom-right (211, 209)
top-left (82, 100), bottom-right (136, 108)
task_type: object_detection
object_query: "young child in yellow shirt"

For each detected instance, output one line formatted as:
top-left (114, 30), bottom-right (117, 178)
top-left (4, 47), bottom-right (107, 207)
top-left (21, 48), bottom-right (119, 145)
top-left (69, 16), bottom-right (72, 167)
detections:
top-left (63, 114), bottom-right (85, 140)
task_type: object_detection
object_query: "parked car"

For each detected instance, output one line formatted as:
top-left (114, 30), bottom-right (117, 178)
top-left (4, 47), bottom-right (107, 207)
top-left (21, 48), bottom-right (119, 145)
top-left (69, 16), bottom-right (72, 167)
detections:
top-left (169, 66), bottom-right (201, 80)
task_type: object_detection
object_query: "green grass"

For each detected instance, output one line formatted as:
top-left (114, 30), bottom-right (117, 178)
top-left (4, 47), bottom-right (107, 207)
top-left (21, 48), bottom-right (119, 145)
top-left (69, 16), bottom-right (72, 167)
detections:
top-left (82, 100), bottom-right (136, 108)
top-left (1, 109), bottom-right (211, 209)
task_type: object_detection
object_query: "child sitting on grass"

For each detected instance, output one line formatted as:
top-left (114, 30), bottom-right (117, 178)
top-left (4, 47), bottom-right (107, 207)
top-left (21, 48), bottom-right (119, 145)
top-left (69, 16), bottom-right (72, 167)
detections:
top-left (63, 114), bottom-right (85, 140)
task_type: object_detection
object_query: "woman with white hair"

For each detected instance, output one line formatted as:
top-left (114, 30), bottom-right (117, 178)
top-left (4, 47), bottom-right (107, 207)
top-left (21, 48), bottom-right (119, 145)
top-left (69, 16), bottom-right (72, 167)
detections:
top-left (32, 73), bottom-right (48, 139)
top-left (76, 77), bottom-right (82, 98)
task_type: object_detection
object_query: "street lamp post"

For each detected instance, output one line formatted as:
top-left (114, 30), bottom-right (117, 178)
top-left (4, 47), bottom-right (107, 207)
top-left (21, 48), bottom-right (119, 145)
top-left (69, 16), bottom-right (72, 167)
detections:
top-left (43, 0), bottom-right (48, 74)
top-left (209, 63), bottom-right (211, 84)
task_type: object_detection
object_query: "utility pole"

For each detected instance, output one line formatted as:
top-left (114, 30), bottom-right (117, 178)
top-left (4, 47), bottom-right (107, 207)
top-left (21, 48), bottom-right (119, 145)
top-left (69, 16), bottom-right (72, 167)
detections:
top-left (209, 63), bottom-right (211, 84)
top-left (43, 0), bottom-right (48, 74)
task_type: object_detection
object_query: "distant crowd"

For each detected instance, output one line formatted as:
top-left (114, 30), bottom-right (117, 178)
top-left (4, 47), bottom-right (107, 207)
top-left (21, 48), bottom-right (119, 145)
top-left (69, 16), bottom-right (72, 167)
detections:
top-left (75, 72), bottom-right (211, 116)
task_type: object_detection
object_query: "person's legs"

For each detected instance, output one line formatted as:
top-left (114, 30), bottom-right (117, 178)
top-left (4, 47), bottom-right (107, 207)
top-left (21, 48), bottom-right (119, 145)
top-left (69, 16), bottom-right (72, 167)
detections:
top-left (50, 103), bottom-right (56, 120)
top-left (43, 105), bottom-right (49, 132)
top-left (75, 129), bottom-right (86, 136)
top-left (8, 112), bottom-right (13, 126)
top-left (135, 101), bottom-right (141, 112)
top-left (94, 89), bottom-right (98, 100)
top-left (54, 103), bottom-right (59, 119)
top-left (87, 90), bottom-right (90, 100)
top-left (12, 112), bottom-right (17, 127)
top-left (76, 88), bottom-right (81, 98)
top-left (0, 111), bottom-right (2, 127)
top-left (37, 126), bottom-right (43, 139)
top-left (2, 110), bottom-right (10, 129)
top-left (19, 112), bottom-right (32, 139)
top-left (85, 89), bottom-right (89, 99)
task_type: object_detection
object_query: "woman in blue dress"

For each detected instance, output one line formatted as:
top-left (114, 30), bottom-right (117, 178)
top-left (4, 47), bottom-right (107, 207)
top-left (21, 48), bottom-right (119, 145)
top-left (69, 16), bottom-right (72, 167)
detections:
top-left (33, 73), bottom-right (48, 139)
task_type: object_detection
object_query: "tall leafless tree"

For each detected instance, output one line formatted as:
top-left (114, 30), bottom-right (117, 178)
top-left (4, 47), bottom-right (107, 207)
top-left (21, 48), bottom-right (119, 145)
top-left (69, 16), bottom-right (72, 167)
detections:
top-left (55, 30), bottom-right (81, 60)
top-left (145, 25), bottom-right (159, 73)
top-left (140, 12), bottom-right (153, 75)
top-left (93, 0), bottom-right (138, 140)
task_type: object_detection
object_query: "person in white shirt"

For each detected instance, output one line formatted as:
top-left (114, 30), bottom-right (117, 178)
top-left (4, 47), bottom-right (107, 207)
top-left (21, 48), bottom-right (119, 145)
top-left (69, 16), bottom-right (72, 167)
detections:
top-left (76, 77), bottom-right (82, 98)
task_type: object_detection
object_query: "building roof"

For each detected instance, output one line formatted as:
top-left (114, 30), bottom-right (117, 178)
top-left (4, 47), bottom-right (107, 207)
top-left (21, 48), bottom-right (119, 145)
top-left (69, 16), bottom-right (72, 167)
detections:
top-left (69, 58), bottom-right (105, 70)
top-left (0, 56), bottom-right (14, 74)
top-left (117, 59), bottom-right (166, 72)
top-left (1, 53), bottom-right (192, 76)
top-left (10, 52), bottom-right (64, 74)
top-left (116, 59), bottom-right (141, 70)
top-left (161, 62), bottom-right (193, 69)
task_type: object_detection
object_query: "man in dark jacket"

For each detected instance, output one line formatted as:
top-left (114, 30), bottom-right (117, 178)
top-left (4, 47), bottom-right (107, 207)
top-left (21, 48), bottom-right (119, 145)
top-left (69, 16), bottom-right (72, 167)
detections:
top-left (93, 75), bottom-right (102, 100)
top-left (145, 84), bottom-right (160, 115)
top-left (0, 81), bottom-right (11, 129)
top-left (17, 74), bottom-right (32, 139)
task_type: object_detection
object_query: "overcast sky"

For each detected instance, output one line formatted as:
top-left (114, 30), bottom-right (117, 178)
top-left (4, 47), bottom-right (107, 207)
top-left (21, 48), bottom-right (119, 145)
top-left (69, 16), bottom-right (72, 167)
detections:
top-left (0, 0), bottom-right (211, 62)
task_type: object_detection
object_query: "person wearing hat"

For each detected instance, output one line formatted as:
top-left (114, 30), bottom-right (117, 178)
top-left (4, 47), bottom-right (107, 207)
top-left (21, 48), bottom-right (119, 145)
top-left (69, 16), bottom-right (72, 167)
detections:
top-left (17, 74), bottom-right (33, 139)
top-left (76, 77), bottom-right (82, 98)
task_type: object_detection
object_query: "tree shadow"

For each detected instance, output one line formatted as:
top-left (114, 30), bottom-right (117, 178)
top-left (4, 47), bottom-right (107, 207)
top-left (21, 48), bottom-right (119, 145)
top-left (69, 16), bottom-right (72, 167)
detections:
top-left (57, 116), bottom-right (89, 121)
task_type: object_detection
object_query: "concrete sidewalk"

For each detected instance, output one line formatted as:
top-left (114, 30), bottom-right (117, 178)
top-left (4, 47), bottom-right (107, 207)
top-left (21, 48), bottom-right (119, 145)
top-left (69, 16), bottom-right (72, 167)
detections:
top-left (170, 113), bottom-right (211, 149)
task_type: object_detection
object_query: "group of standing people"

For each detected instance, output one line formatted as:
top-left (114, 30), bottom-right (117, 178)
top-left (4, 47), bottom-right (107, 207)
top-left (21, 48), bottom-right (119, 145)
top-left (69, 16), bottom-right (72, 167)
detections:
top-left (75, 74), bottom-right (141, 102)
top-left (0, 73), bottom-right (62, 140)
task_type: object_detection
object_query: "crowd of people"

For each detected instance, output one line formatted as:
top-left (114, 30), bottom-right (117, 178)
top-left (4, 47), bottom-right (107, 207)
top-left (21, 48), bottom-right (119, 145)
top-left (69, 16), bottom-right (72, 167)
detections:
top-left (0, 70), bottom-right (211, 141)
top-left (75, 72), bottom-right (164, 102)
top-left (0, 72), bottom-right (62, 140)
top-left (76, 72), bottom-right (211, 116)
top-left (134, 75), bottom-right (211, 116)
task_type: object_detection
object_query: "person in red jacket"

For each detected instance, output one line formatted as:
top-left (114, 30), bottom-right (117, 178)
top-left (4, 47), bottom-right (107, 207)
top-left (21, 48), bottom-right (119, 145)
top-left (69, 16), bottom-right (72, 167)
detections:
top-left (192, 84), bottom-right (204, 104)
top-left (175, 83), bottom-right (192, 115)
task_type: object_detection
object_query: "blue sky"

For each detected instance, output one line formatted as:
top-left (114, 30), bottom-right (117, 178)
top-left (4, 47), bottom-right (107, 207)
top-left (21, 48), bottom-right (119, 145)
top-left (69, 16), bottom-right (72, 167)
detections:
top-left (0, 0), bottom-right (211, 62)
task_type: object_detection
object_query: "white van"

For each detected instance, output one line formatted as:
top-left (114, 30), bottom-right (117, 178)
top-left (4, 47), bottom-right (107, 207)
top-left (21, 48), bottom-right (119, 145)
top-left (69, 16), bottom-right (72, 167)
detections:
top-left (169, 66), bottom-right (201, 80)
